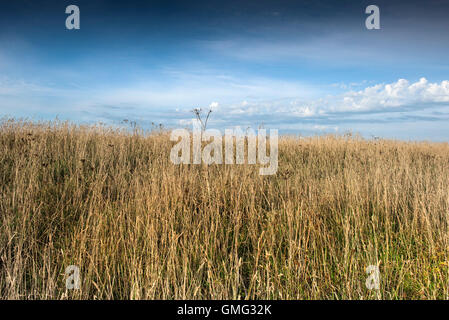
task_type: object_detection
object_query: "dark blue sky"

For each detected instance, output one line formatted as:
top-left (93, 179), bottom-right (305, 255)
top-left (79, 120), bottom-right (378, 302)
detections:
top-left (1, 0), bottom-right (449, 140)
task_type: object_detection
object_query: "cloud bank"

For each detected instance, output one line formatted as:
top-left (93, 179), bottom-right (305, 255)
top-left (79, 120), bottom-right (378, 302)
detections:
top-left (325, 78), bottom-right (449, 114)
top-left (2, 77), bottom-right (449, 140)
top-left (210, 78), bottom-right (449, 118)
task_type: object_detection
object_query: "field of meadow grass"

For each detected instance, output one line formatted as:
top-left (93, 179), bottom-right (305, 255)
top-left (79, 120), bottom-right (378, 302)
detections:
top-left (1, 119), bottom-right (449, 299)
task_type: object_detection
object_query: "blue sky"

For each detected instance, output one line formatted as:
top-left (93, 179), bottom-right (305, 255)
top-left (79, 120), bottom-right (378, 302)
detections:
top-left (1, 0), bottom-right (449, 140)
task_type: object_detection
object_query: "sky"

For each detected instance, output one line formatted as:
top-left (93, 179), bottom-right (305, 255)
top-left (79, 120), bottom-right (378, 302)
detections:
top-left (1, 0), bottom-right (449, 140)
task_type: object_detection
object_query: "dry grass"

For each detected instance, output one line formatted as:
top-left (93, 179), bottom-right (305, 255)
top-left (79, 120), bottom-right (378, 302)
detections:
top-left (1, 119), bottom-right (449, 299)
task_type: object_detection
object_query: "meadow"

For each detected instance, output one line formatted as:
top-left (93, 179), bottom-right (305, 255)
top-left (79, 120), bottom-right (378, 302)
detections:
top-left (1, 119), bottom-right (449, 299)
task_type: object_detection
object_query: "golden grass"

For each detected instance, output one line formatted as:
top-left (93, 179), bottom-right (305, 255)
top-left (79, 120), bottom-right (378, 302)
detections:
top-left (1, 119), bottom-right (449, 299)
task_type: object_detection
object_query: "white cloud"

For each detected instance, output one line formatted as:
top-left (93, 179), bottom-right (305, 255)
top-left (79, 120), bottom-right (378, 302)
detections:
top-left (0, 77), bottom-right (54, 95)
top-left (189, 77), bottom-right (449, 133)
top-left (313, 125), bottom-right (339, 132)
top-left (83, 72), bottom-right (319, 111)
top-left (2, 74), bottom-right (449, 139)
top-left (325, 78), bottom-right (449, 113)
top-left (225, 78), bottom-right (449, 118)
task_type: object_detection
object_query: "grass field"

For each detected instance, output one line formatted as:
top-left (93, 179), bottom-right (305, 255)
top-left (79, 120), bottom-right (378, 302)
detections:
top-left (1, 119), bottom-right (449, 299)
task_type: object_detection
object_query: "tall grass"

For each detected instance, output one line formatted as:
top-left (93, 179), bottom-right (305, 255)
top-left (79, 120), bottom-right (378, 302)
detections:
top-left (1, 119), bottom-right (449, 299)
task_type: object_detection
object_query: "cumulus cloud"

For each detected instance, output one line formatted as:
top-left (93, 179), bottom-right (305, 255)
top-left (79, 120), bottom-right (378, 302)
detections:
top-left (2, 74), bottom-right (449, 140)
top-left (221, 78), bottom-right (449, 118)
top-left (326, 78), bottom-right (449, 113)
